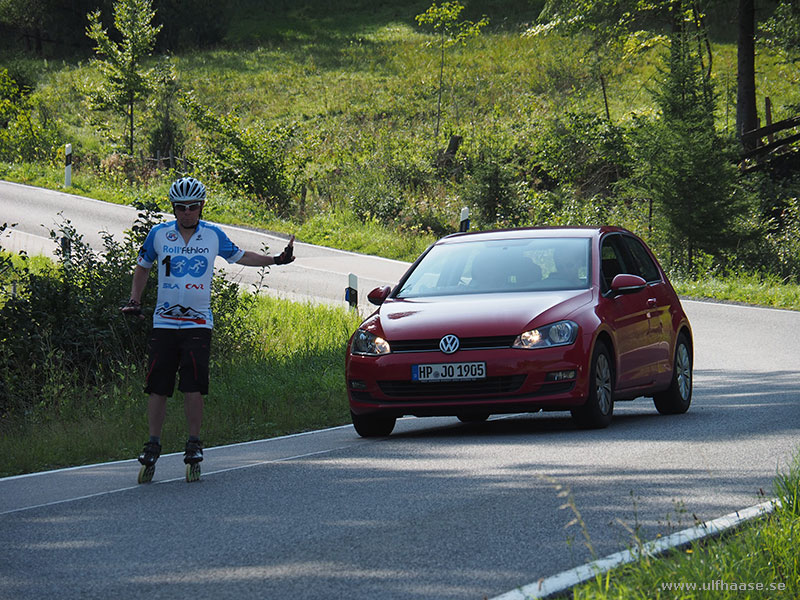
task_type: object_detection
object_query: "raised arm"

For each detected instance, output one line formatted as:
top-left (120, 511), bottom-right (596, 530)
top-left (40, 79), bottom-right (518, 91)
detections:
top-left (237, 235), bottom-right (295, 267)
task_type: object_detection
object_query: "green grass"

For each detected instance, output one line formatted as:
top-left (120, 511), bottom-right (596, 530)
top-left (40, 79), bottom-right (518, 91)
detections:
top-left (673, 272), bottom-right (800, 311)
top-left (3, 2), bottom-right (800, 272)
top-left (0, 295), bottom-right (362, 477)
top-left (572, 452), bottom-right (800, 599)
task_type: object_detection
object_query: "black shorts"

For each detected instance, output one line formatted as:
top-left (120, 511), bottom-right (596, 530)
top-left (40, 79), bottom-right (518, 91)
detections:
top-left (145, 328), bottom-right (212, 396)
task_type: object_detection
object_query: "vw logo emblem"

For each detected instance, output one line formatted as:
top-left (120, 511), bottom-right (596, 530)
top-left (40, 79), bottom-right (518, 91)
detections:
top-left (439, 334), bottom-right (460, 354)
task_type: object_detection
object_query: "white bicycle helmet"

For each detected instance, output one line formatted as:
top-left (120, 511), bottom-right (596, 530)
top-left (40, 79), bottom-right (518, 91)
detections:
top-left (169, 177), bottom-right (206, 203)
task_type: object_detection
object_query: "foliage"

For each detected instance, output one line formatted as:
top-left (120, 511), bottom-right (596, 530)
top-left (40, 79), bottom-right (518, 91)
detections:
top-left (143, 58), bottom-right (184, 161)
top-left (415, 1), bottom-right (489, 138)
top-left (627, 4), bottom-right (737, 274)
top-left (86, 0), bottom-right (163, 155)
top-left (462, 145), bottom-right (522, 227)
top-left (533, 0), bottom-right (665, 120)
top-left (0, 291), bottom-right (363, 476)
top-left (181, 92), bottom-right (294, 212)
top-left (0, 203), bottom-right (260, 426)
top-left (732, 172), bottom-right (800, 283)
top-left (530, 111), bottom-right (630, 196)
top-left (762, 0), bottom-right (800, 63)
top-left (340, 162), bottom-right (405, 224)
top-left (0, 213), bottom-right (149, 423)
top-left (1, 0), bottom-right (800, 282)
top-left (0, 68), bottom-right (61, 162)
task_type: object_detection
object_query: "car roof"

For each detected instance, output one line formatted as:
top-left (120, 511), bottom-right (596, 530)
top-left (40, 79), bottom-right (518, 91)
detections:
top-left (436, 226), bottom-right (631, 245)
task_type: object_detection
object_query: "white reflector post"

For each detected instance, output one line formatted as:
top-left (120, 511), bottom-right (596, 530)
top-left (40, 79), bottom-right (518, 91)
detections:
top-left (459, 207), bottom-right (470, 232)
top-left (64, 144), bottom-right (72, 188)
top-left (346, 273), bottom-right (358, 309)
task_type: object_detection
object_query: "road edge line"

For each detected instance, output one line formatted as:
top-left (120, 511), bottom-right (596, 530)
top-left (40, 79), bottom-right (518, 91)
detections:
top-left (490, 498), bottom-right (778, 600)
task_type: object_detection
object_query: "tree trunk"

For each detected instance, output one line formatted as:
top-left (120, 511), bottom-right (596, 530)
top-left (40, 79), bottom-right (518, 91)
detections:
top-left (128, 94), bottom-right (135, 156)
top-left (600, 73), bottom-right (611, 121)
top-left (436, 29), bottom-right (445, 139)
top-left (736, 0), bottom-right (758, 150)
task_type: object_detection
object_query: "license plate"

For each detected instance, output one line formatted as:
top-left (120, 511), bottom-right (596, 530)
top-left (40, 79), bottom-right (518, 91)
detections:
top-left (412, 362), bottom-right (486, 382)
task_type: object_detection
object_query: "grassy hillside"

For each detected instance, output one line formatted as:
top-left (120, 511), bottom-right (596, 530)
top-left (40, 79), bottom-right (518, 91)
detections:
top-left (1, 0), bottom-right (799, 274)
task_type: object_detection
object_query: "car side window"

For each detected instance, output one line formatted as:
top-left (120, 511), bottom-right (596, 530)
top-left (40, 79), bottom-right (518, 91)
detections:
top-left (622, 236), bottom-right (662, 283)
top-left (600, 236), bottom-right (628, 291)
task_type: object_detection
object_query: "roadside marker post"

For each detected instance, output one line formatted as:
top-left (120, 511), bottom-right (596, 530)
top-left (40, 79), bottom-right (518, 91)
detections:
top-left (459, 207), bottom-right (470, 232)
top-left (345, 273), bottom-right (358, 310)
top-left (64, 144), bottom-right (72, 188)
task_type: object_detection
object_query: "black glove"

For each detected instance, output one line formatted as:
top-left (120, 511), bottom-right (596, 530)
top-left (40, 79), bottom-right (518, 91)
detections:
top-left (121, 299), bottom-right (143, 317)
top-left (274, 243), bottom-right (294, 265)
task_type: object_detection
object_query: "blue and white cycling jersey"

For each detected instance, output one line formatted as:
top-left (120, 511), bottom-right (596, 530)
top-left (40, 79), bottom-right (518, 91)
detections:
top-left (137, 220), bottom-right (245, 329)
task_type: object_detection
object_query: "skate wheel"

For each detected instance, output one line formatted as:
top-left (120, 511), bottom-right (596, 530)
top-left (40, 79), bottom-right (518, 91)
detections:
top-left (186, 462), bottom-right (201, 483)
top-left (138, 464), bottom-right (155, 484)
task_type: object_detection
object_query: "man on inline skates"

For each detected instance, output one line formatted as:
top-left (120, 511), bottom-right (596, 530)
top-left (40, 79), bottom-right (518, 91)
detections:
top-left (122, 176), bottom-right (295, 483)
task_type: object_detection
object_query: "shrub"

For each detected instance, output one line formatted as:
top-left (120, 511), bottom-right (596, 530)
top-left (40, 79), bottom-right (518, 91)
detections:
top-left (341, 163), bottom-right (405, 224)
top-left (0, 201), bottom-right (261, 424)
top-left (0, 68), bottom-right (61, 163)
top-left (181, 92), bottom-right (293, 212)
top-left (529, 111), bottom-right (630, 198)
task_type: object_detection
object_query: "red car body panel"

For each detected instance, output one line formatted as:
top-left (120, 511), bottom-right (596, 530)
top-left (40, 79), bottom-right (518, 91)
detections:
top-left (346, 226), bottom-right (692, 420)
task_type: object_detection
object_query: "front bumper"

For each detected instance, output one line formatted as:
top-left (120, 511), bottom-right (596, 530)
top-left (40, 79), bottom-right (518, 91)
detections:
top-left (346, 345), bottom-right (591, 418)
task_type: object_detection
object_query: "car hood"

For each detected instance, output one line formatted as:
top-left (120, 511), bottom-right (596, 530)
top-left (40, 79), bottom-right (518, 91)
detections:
top-left (372, 290), bottom-right (593, 340)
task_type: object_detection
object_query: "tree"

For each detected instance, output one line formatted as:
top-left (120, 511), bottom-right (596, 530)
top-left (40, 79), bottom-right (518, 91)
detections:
top-left (736, 0), bottom-right (758, 149)
top-left (415, 1), bottom-right (488, 139)
top-left (86, 0), bottom-right (162, 155)
top-left (635, 0), bottom-right (737, 273)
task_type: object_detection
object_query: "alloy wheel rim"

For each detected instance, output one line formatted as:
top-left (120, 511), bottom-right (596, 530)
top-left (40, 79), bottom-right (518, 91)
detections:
top-left (676, 344), bottom-right (692, 400)
top-left (595, 353), bottom-right (612, 414)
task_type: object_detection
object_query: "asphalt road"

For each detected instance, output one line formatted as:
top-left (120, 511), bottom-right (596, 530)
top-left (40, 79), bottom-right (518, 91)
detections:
top-left (0, 180), bottom-right (409, 311)
top-left (1, 183), bottom-right (799, 599)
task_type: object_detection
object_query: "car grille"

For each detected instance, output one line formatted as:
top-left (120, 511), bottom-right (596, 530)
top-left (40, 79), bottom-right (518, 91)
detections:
top-left (390, 335), bottom-right (517, 353)
top-left (378, 375), bottom-right (527, 398)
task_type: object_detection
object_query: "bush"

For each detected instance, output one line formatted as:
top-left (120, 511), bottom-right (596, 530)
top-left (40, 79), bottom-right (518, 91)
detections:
top-left (0, 201), bottom-right (261, 425)
top-left (0, 216), bottom-right (149, 422)
top-left (341, 163), bottom-right (405, 224)
top-left (462, 154), bottom-right (521, 227)
top-left (182, 92), bottom-right (293, 212)
top-left (529, 111), bottom-right (629, 198)
top-left (733, 172), bottom-right (800, 283)
top-left (0, 68), bottom-right (61, 163)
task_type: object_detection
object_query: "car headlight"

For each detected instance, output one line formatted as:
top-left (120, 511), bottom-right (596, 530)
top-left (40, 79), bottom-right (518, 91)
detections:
top-left (512, 320), bottom-right (578, 349)
top-left (351, 329), bottom-right (391, 356)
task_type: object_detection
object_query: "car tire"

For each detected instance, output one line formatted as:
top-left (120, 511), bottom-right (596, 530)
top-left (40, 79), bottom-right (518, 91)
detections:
top-left (351, 411), bottom-right (396, 437)
top-left (653, 333), bottom-right (692, 415)
top-left (571, 342), bottom-right (614, 429)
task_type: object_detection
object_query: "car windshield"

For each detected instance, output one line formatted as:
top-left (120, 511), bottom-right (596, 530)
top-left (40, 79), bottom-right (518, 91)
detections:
top-left (396, 237), bottom-right (591, 298)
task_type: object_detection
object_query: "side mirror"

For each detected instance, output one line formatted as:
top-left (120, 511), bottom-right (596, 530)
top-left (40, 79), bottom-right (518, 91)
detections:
top-left (367, 285), bottom-right (392, 306)
top-left (609, 274), bottom-right (647, 295)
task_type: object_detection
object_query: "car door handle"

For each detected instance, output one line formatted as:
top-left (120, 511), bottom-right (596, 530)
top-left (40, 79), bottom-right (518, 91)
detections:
top-left (647, 298), bottom-right (658, 307)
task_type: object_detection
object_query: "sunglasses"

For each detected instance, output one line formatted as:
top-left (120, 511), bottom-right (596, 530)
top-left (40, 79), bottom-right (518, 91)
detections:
top-left (174, 202), bottom-right (202, 213)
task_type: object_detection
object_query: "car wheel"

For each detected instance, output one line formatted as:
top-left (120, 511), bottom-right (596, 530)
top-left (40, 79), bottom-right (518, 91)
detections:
top-left (571, 342), bottom-right (614, 429)
top-left (653, 333), bottom-right (692, 415)
top-left (457, 413), bottom-right (490, 423)
top-left (351, 411), bottom-right (396, 437)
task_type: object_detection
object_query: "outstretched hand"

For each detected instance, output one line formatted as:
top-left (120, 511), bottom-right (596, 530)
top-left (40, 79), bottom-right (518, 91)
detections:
top-left (274, 235), bottom-right (295, 265)
top-left (121, 299), bottom-right (145, 320)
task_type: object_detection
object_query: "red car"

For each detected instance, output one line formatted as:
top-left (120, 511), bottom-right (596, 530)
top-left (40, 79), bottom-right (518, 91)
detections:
top-left (346, 227), bottom-right (693, 437)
